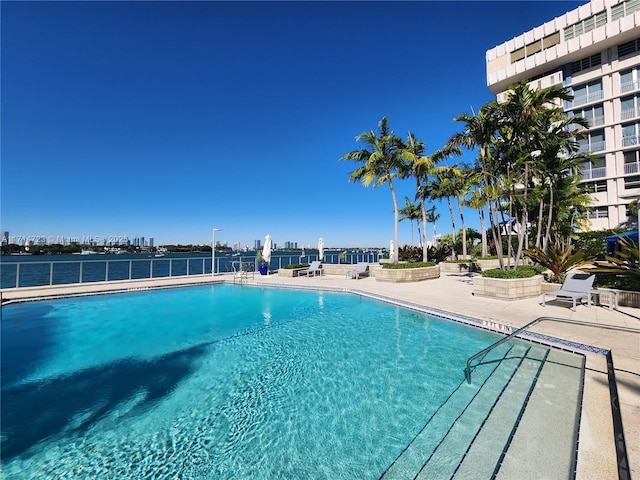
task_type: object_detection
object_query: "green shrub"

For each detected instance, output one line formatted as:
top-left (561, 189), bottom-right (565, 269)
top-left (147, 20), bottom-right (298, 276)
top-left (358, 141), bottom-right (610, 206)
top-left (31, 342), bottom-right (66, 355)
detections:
top-left (443, 259), bottom-right (473, 264)
top-left (481, 265), bottom-right (543, 279)
top-left (282, 263), bottom-right (309, 269)
top-left (382, 262), bottom-right (436, 269)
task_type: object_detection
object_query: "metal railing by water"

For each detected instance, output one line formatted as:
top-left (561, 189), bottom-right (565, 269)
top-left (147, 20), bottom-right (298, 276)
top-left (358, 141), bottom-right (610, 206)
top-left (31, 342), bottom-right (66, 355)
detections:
top-left (1, 251), bottom-right (382, 289)
top-left (465, 316), bottom-right (640, 383)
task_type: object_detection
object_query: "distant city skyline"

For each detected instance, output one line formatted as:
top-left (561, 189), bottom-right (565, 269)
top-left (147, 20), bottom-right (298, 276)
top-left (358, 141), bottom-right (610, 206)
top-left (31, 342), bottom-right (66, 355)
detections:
top-left (2, 229), bottom-right (322, 250)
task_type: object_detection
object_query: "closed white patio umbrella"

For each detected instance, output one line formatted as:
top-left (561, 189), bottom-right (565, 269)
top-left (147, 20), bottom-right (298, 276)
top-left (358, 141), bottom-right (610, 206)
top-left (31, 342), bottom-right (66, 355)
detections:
top-left (262, 234), bottom-right (272, 263)
top-left (318, 237), bottom-right (324, 261)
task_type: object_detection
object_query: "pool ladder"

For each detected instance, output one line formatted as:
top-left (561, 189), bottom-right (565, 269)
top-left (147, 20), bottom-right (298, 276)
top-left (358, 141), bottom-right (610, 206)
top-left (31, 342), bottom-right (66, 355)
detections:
top-left (232, 261), bottom-right (254, 285)
top-left (465, 315), bottom-right (640, 383)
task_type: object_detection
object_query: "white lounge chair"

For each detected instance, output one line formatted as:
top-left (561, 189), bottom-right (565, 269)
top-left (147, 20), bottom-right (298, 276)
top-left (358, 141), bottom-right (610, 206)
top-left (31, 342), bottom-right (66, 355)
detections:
top-left (346, 262), bottom-right (369, 279)
top-left (542, 272), bottom-right (595, 311)
top-left (299, 261), bottom-right (322, 277)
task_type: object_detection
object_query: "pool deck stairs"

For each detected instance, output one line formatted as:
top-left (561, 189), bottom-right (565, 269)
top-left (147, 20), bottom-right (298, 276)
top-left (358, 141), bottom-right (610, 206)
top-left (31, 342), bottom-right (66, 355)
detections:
top-left (379, 342), bottom-right (583, 480)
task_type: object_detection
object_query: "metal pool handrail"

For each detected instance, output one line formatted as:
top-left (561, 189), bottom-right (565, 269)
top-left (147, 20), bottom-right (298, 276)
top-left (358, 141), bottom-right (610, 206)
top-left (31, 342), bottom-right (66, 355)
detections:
top-left (465, 316), bottom-right (640, 383)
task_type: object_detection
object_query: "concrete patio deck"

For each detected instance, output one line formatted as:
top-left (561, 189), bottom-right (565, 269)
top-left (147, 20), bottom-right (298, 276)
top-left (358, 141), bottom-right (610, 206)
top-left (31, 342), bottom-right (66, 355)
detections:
top-left (2, 269), bottom-right (638, 479)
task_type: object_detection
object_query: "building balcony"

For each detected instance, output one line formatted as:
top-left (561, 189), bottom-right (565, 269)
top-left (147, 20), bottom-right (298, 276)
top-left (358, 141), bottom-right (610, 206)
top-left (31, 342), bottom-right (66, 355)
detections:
top-left (581, 167), bottom-right (607, 180)
top-left (624, 162), bottom-right (640, 175)
top-left (590, 115), bottom-right (605, 127)
top-left (621, 80), bottom-right (640, 94)
top-left (578, 140), bottom-right (606, 153)
top-left (622, 135), bottom-right (640, 147)
top-left (621, 108), bottom-right (640, 121)
top-left (571, 91), bottom-right (604, 108)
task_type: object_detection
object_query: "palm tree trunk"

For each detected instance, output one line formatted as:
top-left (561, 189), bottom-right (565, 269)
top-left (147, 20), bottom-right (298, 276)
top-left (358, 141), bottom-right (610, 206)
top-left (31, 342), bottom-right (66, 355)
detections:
top-left (543, 184), bottom-right (554, 252)
top-left (490, 198), bottom-right (505, 269)
top-left (535, 196), bottom-right (545, 249)
top-left (479, 209), bottom-right (488, 257)
top-left (447, 198), bottom-right (456, 259)
top-left (390, 180), bottom-right (400, 263)
top-left (420, 199), bottom-right (428, 262)
top-left (457, 197), bottom-right (467, 258)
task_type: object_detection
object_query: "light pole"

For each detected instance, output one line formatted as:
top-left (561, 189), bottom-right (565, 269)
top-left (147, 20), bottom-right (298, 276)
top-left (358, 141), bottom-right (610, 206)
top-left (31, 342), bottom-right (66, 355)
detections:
top-left (212, 228), bottom-right (222, 276)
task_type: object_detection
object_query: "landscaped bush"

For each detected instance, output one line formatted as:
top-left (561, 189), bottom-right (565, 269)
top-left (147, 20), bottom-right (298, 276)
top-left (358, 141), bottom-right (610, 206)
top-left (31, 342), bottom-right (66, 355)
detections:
top-left (282, 263), bottom-right (309, 269)
top-left (481, 265), bottom-right (543, 279)
top-left (382, 262), bottom-right (436, 269)
top-left (443, 259), bottom-right (474, 264)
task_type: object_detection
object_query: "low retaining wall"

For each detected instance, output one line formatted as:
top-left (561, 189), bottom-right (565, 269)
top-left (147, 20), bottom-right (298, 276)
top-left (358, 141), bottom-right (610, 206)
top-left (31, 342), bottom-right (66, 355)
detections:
top-left (277, 268), bottom-right (308, 278)
top-left (440, 262), bottom-right (478, 274)
top-left (375, 265), bottom-right (440, 283)
top-left (473, 275), bottom-right (543, 300)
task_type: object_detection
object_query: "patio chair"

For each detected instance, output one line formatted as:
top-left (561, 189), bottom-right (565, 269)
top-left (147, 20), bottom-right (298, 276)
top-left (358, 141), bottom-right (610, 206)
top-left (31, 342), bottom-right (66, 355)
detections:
top-left (346, 262), bottom-right (369, 279)
top-left (542, 272), bottom-right (595, 312)
top-left (299, 261), bottom-right (322, 277)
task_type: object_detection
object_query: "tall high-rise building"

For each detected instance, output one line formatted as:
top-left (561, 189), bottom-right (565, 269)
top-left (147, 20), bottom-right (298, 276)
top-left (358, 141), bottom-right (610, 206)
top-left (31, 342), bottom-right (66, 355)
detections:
top-left (254, 239), bottom-right (262, 250)
top-left (1, 231), bottom-right (8, 245)
top-left (486, 0), bottom-right (640, 230)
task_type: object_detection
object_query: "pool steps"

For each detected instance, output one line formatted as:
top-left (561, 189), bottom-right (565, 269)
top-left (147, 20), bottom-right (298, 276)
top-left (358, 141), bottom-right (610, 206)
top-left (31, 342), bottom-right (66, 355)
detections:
top-left (379, 342), bottom-right (582, 479)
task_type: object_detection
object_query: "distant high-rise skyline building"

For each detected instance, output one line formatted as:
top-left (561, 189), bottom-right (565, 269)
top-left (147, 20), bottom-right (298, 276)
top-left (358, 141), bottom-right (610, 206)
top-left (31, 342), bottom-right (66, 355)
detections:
top-left (1, 231), bottom-right (8, 245)
top-left (254, 239), bottom-right (261, 250)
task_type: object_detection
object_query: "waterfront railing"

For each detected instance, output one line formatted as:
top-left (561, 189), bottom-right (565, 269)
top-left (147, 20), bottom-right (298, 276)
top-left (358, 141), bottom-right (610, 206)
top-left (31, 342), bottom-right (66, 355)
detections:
top-left (1, 251), bottom-right (381, 289)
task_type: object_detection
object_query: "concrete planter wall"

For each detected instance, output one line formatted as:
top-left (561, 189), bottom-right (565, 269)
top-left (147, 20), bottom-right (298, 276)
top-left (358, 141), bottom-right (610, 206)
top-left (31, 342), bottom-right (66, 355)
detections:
top-left (476, 259), bottom-right (501, 271)
top-left (375, 265), bottom-right (440, 283)
top-left (440, 262), bottom-right (476, 274)
top-left (278, 268), bottom-right (306, 278)
top-left (321, 264), bottom-right (356, 276)
top-left (473, 275), bottom-right (543, 300)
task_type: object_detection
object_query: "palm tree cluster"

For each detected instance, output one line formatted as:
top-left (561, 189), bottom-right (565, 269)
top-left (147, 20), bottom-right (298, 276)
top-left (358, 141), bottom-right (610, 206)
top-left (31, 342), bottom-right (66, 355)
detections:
top-left (342, 81), bottom-right (594, 268)
top-left (340, 117), bottom-right (459, 263)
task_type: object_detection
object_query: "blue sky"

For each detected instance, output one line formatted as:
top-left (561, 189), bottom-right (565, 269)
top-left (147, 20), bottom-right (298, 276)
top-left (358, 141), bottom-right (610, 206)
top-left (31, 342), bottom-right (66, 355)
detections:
top-left (1, 0), bottom-right (586, 249)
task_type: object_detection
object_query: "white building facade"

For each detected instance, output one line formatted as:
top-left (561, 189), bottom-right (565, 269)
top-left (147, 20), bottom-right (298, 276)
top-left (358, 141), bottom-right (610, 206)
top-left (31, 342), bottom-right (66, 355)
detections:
top-left (486, 0), bottom-right (640, 230)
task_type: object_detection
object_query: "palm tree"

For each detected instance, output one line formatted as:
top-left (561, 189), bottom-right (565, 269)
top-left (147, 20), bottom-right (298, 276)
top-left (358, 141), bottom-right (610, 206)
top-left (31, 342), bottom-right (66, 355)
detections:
top-left (447, 103), bottom-right (506, 267)
top-left (399, 197), bottom-right (421, 246)
top-left (464, 177), bottom-right (489, 258)
top-left (497, 81), bottom-right (576, 265)
top-left (341, 117), bottom-right (406, 263)
top-left (425, 206), bottom-right (440, 247)
top-left (428, 164), bottom-right (462, 259)
top-left (401, 131), bottom-right (436, 261)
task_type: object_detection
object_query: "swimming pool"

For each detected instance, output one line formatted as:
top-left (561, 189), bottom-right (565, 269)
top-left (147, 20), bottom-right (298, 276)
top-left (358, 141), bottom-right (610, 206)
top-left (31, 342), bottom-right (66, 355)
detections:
top-left (0, 285), bottom-right (583, 479)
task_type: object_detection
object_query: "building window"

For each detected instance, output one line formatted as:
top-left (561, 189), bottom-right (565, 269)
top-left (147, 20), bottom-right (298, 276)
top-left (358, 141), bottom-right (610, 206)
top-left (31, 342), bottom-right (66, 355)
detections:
top-left (510, 32), bottom-right (561, 64)
top-left (624, 175), bottom-right (640, 189)
top-left (580, 180), bottom-right (608, 193)
top-left (543, 32), bottom-right (560, 49)
top-left (622, 122), bottom-right (640, 147)
top-left (621, 95), bottom-right (640, 121)
top-left (620, 67), bottom-right (640, 94)
top-left (564, 11), bottom-right (607, 40)
top-left (573, 103), bottom-right (605, 127)
top-left (612, 0), bottom-right (640, 22)
top-left (618, 38), bottom-right (640, 58)
top-left (578, 129), bottom-right (606, 152)
top-left (570, 53), bottom-right (602, 75)
top-left (586, 206), bottom-right (609, 219)
top-left (624, 150), bottom-right (640, 174)
top-left (580, 157), bottom-right (606, 180)
top-left (572, 79), bottom-right (603, 106)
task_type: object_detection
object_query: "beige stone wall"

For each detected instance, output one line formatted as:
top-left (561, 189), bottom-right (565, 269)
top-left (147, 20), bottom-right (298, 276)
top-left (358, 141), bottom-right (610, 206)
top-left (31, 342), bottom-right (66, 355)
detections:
top-left (375, 265), bottom-right (440, 283)
top-left (473, 275), bottom-right (542, 300)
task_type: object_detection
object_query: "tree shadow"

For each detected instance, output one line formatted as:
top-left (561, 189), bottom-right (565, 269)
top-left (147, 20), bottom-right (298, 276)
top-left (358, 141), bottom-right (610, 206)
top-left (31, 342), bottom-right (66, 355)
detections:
top-left (1, 302), bottom-right (56, 387)
top-left (1, 342), bottom-right (209, 461)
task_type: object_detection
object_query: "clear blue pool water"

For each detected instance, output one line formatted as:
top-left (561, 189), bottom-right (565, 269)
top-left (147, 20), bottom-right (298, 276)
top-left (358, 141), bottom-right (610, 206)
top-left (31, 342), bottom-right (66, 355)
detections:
top-left (1, 285), bottom-right (529, 479)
